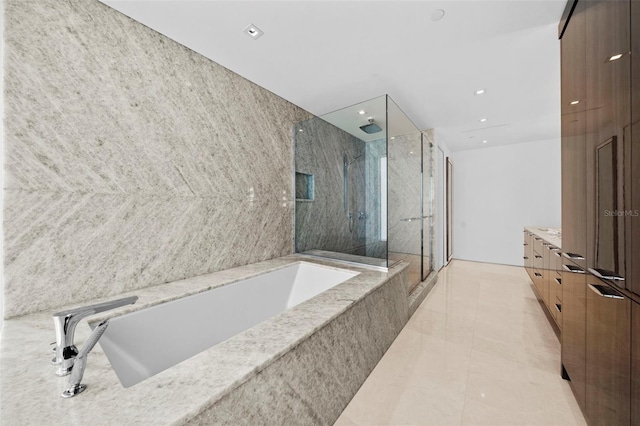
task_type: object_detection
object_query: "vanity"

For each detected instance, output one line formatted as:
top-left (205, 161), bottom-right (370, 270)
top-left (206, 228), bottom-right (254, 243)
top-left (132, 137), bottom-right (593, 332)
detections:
top-left (523, 226), bottom-right (562, 331)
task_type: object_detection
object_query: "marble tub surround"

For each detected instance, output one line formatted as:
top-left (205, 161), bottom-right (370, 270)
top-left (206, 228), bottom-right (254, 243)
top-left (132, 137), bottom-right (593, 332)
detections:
top-left (524, 226), bottom-right (562, 248)
top-left (0, 255), bottom-right (409, 425)
top-left (3, 0), bottom-right (311, 318)
top-left (190, 266), bottom-right (408, 425)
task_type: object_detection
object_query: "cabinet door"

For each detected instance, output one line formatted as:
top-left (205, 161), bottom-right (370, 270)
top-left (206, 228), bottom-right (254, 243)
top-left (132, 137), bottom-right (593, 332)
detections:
top-left (562, 258), bottom-right (587, 408)
top-left (630, 0), bottom-right (640, 298)
top-left (543, 244), bottom-right (552, 306)
top-left (523, 231), bottom-right (533, 271)
top-left (585, 0), bottom-right (630, 284)
top-left (632, 300), bottom-right (640, 426)
top-left (585, 276), bottom-right (631, 426)
top-left (547, 247), bottom-right (557, 319)
top-left (561, 0), bottom-right (588, 270)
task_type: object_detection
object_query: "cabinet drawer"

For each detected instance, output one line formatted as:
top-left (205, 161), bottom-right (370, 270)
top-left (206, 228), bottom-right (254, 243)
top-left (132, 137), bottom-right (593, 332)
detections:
top-left (532, 269), bottom-right (545, 301)
top-left (554, 299), bottom-right (562, 330)
top-left (555, 272), bottom-right (563, 302)
top-left (585, 276), bottom-right (631, 425)
top-left (523, 232), bottom-right (533, 269)
top-left (533, 237), bottom-right (544, 256)
top-left (551, 248), bottom-right (562, 272)
top-left (533, 250), bottom-right (544, 270)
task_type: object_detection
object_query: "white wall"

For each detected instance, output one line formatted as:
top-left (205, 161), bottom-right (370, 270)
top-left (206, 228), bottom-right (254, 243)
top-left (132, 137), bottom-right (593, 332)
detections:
top-left (452, 138), bottom-right (561, 266)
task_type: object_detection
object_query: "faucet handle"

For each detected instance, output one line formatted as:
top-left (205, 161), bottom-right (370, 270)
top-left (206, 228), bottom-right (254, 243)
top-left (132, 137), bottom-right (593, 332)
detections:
top-left (62, 319), bottom-right (110, 398)
top-left (52, 296), bottom-right (137, 375)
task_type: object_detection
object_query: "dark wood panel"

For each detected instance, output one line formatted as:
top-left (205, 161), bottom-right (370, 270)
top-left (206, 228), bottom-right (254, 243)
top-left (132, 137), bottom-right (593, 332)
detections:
top-left (561, 0), bottom-right (588, 270)
top-left (562, 257), bottom-right (587, 408)
top-left (630, 0), bottom-right (640, 298)
top-left (632, 300), bottom-right (640, 426)
top-left (585, 275), bottom-right (631, 426)
top-left (585, 0), bottom-right (630, 284)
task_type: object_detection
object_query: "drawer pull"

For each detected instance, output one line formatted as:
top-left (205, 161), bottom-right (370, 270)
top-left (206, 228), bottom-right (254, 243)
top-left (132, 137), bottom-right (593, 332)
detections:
top-left (534, 272), bottom-right (542, 277)
top-left (563, 252), bottom-right (585, 260)
top-left (534, 255), bottom-right (543, 259)
top-left (588, 268), bottom-right (625, 282)
top-left (562, 264), bottom-right (585, 274)
top-left (554, 251), bottom-right (562, 257)
top-left (523, 256), bottom-right (529, 260)
top-left (523, 243), bottom-right (529, 246)
top-left (555, 278), bottom-right (562, 285)
top-left (588, 283), bottom-right (624, 300)
top-left (554, 303), bottom-right (562, 313)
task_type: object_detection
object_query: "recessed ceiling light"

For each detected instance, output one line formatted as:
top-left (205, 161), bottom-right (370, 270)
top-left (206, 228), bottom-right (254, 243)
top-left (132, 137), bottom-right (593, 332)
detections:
top-left (244, 24), bottom-right (264, 39)
top-left (358, 110), bottom-right (366, 115)
top-left (479, 118), bottom-right (487, 123)
top-left (475, 89), bottom-right (486, 95)
top-left (390, 136), bottom-right (395, 140)
top-left (410, 151), bottom-right (414, 154)
top-left (570, 100), bottom-right (580, 105)
top-left (298, 129), bottom-right (304, 132)
top-left (431, 9), bottom-right (445, 21)
top-left (482, 140), bottom-right (488, 144)
top-left (608, 53), bottom-right (623, 61)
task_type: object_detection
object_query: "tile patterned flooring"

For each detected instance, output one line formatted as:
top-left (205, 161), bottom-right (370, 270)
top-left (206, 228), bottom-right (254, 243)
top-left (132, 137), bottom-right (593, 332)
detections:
top-left (334, 260), bottom-right (587, 426)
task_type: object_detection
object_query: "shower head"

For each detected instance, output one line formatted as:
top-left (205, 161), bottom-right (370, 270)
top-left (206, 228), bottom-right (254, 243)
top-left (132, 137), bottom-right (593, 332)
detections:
top-left (359, 118), bottom-right (382, 134)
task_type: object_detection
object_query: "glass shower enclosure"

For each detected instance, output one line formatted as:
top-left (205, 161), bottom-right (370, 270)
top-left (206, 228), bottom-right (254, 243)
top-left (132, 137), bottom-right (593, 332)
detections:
top-left (294, 95), bottom-right (434, 290)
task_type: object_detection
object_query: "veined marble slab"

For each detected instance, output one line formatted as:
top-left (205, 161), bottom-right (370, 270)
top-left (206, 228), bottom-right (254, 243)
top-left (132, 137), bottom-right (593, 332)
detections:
top-left (0, 255), bottom-right (409, 425)
top-left (3, 0), bottom-right (311, 317)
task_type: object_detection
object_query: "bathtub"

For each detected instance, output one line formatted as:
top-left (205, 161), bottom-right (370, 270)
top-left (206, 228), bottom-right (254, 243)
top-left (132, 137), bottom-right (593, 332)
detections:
top-left (96, 262), bottom-right (358, 388)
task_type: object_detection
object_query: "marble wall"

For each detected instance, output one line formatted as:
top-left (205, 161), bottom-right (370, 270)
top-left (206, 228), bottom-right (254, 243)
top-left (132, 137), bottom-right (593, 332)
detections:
top-left (422, 129), bottom-right (436, 275)
top-left (294, 117), bottom-right (367, 255)
top-left (3, 0), bottom-right (310, 318)
top-left (364, 138), bottom-right (387, 259)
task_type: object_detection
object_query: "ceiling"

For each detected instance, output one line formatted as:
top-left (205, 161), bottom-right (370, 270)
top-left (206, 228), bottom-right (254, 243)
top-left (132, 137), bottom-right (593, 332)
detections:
top-left (101, 0), bottom-right (566, 151)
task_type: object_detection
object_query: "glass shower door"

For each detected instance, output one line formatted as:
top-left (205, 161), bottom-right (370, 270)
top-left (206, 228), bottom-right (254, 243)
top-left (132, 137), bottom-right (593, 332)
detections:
top-left (422, 131), bottom-right (435, 280)
top-left (387, 97), bottom-right (423, 291)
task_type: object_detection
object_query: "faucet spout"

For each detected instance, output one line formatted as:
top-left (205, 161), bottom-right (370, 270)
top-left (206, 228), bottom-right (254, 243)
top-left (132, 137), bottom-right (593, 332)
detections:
top-left (52, 296), bottom-right (137, 376)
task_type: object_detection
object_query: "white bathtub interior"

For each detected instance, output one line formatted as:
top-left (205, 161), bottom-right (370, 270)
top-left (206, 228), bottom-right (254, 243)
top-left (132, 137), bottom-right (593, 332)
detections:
top-left (94, 262), bottom-right (359, 388)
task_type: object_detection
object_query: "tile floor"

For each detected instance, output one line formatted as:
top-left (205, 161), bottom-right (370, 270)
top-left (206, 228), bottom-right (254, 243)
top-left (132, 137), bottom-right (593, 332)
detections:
top-left (334, 260), bottom-right (587, 426)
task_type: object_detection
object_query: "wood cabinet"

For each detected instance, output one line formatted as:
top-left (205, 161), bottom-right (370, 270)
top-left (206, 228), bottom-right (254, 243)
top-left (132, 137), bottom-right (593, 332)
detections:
top-left (585, 275), bottom-right (631, 425)
top-left (632, 300), bottom-right (640, 426)
top-left (629, 0), bottom-right (640, 299)
top-left (523, 227), bottom-right (561, 330)
top-left (561, 0), bottom-right (587, 270)
top-left (584, 0), bottom-right (630, 286)
top-left (560, 0), bottom-right (638, 423)
top-left (523, 230), bottom-right (533, 273)
top-left (562, 257), bottom-right (587, 408)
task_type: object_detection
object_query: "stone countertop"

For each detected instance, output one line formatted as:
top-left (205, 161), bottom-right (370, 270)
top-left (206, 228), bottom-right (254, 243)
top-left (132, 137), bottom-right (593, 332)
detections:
top-left (524, 226), bottom-right (562, 249)
top-left (0, 255), bottom-right (407, 425)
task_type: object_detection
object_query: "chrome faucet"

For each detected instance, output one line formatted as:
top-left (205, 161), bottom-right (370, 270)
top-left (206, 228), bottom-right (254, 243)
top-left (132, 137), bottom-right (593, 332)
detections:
top-left (62, 319), bottom-right (109, 398)
top-left (51, 296), bottom-right (138, 376)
